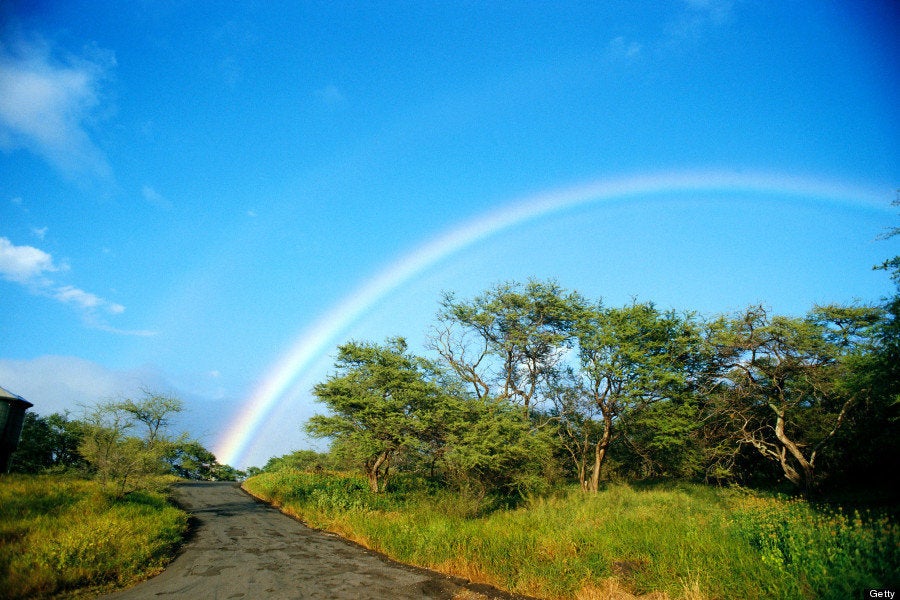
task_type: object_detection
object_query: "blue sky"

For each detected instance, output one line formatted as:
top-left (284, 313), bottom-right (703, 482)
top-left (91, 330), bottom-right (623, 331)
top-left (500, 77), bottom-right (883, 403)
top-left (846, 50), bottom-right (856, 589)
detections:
top-left (1, 1), bottom-right (897, 468)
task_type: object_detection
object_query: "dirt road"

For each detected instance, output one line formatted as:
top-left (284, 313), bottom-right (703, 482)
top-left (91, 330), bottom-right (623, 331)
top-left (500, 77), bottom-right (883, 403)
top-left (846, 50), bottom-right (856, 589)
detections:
top-left (101, 481), bottom-right (527, 600)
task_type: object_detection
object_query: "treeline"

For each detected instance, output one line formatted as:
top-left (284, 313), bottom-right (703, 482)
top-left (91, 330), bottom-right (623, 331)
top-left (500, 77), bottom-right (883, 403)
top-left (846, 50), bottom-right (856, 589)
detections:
top-left (10, 390), bottom-right (242, 494)
top-left (299, 259), bottom-right (899, 499)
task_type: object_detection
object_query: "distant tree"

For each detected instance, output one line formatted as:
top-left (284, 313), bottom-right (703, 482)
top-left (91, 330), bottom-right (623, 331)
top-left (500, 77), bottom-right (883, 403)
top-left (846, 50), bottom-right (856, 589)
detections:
top-left (261, 449), bottom-right (338, 473)
top-left (79, 401), bottom-right (163, 496)
top-left (117, 390), bottom-right (183, 446)
top-left (306, 338), bottom-right (445, 493)
top-left (11, 412), bottom-right (86, 473)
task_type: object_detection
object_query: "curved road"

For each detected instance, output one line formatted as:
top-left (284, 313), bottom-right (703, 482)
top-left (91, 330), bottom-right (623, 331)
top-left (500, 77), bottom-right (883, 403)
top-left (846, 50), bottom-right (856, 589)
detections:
top-left (102, 482), bottom-right (527, 600)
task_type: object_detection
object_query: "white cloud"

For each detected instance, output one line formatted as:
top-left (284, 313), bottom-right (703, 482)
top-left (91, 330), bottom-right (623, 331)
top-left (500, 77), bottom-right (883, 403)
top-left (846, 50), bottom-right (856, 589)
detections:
top-left (0, 36), bottom-right (114, 179)
top-left (0, 356), bottom-right (238, 448)
top-left (0, 236), bottom-right (147, 333)
top-left (0, 356), bottom-right (153, 415)
top-left (31, 226), bottom-right (48, 239)
top-left (0, 236), bottom-right (58, 282)
top-left (54, 284), bottom-right (103, 309)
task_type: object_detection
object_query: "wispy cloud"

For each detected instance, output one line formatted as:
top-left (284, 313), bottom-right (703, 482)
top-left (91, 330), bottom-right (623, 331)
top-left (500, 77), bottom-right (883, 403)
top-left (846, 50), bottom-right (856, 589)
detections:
top-left (666, 0), bottom-right (734, 43)
top-left (142, 185), bottom-right (173, 210)
top-left (31, 226), bottom-right (48, 239)
top-left (0, 236), bottom-right (152, 335)
top-left (0, 35), bottom-right (115, 180)
top-left (606, 36), bottom-right (643, 62)
top-left (0, 236), bottom-right (59, 283)
top-left (315, 84), bottom-right (346, 107)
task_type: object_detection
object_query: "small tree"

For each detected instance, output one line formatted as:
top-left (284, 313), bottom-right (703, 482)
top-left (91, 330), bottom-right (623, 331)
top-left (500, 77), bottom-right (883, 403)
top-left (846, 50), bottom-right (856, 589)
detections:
top-left (79, 401), bottom-right (162, 496)
top-left (306, 338), bottom-right (444, 493)
top-left (78, 391), bottom-right (186, 495)
top-left (118, 390), bottom-right (183, 446)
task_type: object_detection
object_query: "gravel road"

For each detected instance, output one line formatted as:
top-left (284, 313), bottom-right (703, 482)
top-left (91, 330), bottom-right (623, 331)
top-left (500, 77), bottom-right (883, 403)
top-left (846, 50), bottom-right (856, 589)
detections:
top-left (100, 481), bottom-right (529, 600)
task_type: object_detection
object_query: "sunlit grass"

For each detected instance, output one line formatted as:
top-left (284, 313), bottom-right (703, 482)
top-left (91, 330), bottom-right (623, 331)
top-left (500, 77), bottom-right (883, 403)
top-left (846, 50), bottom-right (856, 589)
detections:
top-left (243, 472), bottom-right (898, 600)
top-left (0, 474), bottom-right (188, 599)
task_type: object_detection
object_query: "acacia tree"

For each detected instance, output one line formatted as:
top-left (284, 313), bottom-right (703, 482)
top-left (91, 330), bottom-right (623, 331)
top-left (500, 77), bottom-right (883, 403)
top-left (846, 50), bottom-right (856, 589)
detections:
top-left (565, 301), bottom-right (705, 491)
top-left (429, 280), bottom-right (582, 414)
top-left (78, 391), bottom-right (188, 495)
top-left (117, 390), bottom-right (183, 446)
top-left (711, 304), bottom-right (881, 493)
top-left (306, 337), bottom-right (445, 493)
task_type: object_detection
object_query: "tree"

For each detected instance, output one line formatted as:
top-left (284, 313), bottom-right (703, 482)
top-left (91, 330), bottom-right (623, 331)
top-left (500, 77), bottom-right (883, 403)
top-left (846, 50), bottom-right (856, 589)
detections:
top-left (78, 391), bottom-right (189, 495)
top-left (430, 280), bottom-right (582, 414)
top-left (306, 338), bottom-right (445, 493)
top-left (10, 412), bottom-right (86, 473)
top-left (563, 300), bottom-right (705, 491)
top-left (441, 396), bottom-right (558, 499)
top-left (79, 401), bottom-right (162, 496)
top-left (710, 304), bottom-right (881, 493)
top-left (117, 390), bottom-right (183, 446)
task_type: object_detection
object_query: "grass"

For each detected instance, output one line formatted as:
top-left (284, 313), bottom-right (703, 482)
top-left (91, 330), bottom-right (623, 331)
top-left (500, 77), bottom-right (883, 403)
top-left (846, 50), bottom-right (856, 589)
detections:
top-left (0, 474), bottom-right (189, 599)
top-left (243, 471), bottom-right (898, 600)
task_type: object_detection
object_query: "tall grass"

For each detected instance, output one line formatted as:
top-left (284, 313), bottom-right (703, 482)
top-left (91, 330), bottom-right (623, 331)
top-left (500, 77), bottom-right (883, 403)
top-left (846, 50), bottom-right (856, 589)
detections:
top-left (0, 474), bottom-right (188, 599)
top-left (243, 472), bottom-right (898, 600)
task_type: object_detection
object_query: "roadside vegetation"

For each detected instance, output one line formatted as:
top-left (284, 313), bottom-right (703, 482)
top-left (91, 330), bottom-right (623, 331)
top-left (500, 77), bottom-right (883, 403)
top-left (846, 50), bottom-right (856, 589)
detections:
top-left (244, 471), bottom-right (897, 600)
top-left (2, 390), bottom-right (242, 598)
top-left (0, 474), bottom-right (188, 599)
top-left (246, 237), bottom-right (899, 599)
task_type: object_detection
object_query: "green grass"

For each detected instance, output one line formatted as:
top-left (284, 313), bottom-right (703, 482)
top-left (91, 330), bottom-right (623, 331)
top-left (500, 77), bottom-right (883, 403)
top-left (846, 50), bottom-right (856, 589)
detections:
top-left (0, 474), bottom-right (189, 599)
top-left (243, 472), bottom-right (898, 600)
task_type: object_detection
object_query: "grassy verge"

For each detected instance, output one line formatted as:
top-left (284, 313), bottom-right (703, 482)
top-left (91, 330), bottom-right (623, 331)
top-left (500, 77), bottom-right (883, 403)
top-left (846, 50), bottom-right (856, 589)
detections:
top-left (0, 474), bottom-right (189, 599)
top-left (243, 471), bottom-right (898, 600)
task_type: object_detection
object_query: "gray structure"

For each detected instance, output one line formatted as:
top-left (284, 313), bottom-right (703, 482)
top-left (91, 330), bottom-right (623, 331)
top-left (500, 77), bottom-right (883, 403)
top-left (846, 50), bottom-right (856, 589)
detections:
top-left (0, 386), bottom-right (33, 473)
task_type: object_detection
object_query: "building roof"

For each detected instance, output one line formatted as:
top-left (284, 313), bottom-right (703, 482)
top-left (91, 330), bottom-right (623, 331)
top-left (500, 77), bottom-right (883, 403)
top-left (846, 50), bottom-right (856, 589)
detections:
top-left (0, 386), bottom-right (33, 407)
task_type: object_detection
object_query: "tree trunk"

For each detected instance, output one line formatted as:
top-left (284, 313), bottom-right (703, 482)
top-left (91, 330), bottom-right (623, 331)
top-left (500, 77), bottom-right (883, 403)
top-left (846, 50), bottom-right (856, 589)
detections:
top-left (365, 451), bottom-right (390, 494)
top-left (588, 414), bottom-right (613, 493)
top-left (771, 404), bottom-right (815, 493)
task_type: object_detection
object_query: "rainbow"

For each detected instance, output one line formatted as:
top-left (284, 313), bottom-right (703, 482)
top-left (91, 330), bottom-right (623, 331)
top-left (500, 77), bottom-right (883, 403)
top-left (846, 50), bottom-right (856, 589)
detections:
top-left (213, 169), bottom-right (888, 467)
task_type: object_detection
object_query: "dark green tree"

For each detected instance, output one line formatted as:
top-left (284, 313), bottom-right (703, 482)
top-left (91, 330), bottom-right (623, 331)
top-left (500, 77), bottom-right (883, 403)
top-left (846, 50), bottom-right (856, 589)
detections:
top-left (11, 412), bottom-right (85, 473)
top-left (306, 337), bottom-right (446, 493)
top-left (710, 304), bottom-right (882, 493)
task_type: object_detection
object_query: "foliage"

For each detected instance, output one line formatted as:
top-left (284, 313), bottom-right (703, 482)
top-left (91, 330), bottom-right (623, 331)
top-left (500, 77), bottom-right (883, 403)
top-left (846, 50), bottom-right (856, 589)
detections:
top-left (307, 337), bottom-right (448, 492)
top-left (709, 304), bottom-right (883, 493)
top-left (9, 412), bottom-right (86, 473)
top-left (440, 396), bottom-right (559, 499)
top-left (728, 493), bottom-right (899, 598)
top-left (245, 473), bottom-right (898, 599)
top-left (564, 300), bottom-right (708, 490)
top-left (164, 437), bottom-right (245, 481)
top-left (304, 267), bottom-right (900, 495)
top-left (12, 391), bottom-right (242, 487)
top-left (430, 279), bottom-right (582, 411)
top-left (0, 474), bottom-right (188, 599)
top-left (78, 399), bottom-right (170, 497)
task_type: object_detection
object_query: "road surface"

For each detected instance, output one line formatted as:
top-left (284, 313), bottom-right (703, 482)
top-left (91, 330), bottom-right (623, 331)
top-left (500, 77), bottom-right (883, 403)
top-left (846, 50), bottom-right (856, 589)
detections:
top-left (101, 481), bottom-right (529, 600)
